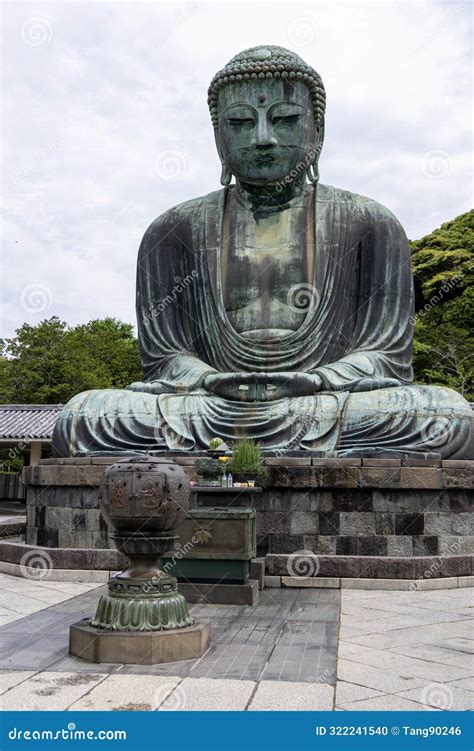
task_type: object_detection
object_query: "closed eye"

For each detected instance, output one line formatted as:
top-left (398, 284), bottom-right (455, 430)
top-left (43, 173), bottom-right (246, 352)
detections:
top-left (227, 118), bottom-right (255, 127)
top-left (272, 114), bottom-right (300, 126)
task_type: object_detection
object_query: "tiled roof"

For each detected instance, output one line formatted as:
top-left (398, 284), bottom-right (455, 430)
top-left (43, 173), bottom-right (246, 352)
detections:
top-left (0, 405), bottom-right (62, 441)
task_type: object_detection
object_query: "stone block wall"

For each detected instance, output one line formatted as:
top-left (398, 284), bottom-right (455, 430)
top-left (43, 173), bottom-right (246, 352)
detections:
top-left (245, 488), bottom-right (473, 557)
top-left (26, 485), bottom-right (109, 548)
top-left (24, 461), bottom-right (110, 548)
top-left (22, 457), bottom-right (473, 558)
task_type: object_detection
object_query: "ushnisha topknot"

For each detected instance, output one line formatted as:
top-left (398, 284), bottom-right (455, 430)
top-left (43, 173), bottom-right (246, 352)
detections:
top-left (207, 45), bottom-right (326, 129)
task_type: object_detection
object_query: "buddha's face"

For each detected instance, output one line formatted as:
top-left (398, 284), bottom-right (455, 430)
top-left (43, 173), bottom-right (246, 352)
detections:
top-left (216, 80), bottom-right (319, 186)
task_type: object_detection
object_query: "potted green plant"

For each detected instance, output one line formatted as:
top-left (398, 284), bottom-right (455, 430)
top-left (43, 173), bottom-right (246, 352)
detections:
top-left (195, 457), bottom-right (227, 487)
top-left (228, 439), bottom-right (268, 487)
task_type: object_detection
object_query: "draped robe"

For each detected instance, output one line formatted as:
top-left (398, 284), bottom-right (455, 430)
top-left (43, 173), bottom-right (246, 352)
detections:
top-left (52, 184), bottom-right (473, 458)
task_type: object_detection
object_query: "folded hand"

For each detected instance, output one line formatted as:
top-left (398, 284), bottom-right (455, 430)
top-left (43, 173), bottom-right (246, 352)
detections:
top-left (203, 372), bottom-right (323, 401)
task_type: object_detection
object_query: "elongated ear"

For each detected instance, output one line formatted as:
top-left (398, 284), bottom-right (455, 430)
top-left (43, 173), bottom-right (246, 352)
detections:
top-left (307, 123), bottom-right (325, 184)
top-left (220, 164), bottom-right (232, 186)
top-left (214, 129), bottom-right (233, 186)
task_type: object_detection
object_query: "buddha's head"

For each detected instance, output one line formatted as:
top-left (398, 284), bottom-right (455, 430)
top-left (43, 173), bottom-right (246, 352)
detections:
top-left (208, 46), bottom-right (325, 188)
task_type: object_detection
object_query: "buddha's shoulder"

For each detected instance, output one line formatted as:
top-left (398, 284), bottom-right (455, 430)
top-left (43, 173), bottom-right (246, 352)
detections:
top-left (143, 190), bottom-right (224, 237)
top-left (317, 183), bottom-right (400, 223)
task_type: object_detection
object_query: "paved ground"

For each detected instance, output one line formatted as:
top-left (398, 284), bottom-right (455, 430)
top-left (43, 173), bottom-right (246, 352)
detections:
top-left (0, 501), bottom-right (26, 518)
top-left (0, 572), bottom-right (472, 711)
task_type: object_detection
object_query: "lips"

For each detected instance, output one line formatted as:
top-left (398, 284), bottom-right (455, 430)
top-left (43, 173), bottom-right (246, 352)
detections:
top-left (254, 155), bottom-right (275, 166)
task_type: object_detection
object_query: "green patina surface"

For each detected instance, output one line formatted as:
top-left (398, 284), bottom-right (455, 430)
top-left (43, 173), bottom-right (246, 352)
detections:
top-left (53, 46), bottom-right (473, 459)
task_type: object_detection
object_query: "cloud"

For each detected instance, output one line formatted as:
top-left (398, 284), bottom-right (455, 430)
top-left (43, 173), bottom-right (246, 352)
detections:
top-left (2, 0), bottom-right (472, 337)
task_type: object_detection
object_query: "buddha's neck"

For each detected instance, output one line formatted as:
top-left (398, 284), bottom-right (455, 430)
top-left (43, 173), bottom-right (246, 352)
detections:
top-left (235, 175), bottom-right (308, 217)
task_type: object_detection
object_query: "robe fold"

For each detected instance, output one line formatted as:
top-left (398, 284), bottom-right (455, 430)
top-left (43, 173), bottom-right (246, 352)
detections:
top-left (52, 184), bottom-right (473, 457)
top-left (136, 183), bottom-right (414, 387)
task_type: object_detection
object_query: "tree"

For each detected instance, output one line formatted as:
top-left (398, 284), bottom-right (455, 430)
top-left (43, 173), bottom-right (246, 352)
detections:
top-left (0, 317), bottom-right (142, 404)
top-left (410, 210), bottom-right (474, 400)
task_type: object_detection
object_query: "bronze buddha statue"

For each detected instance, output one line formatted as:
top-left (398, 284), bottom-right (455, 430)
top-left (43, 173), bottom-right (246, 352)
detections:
top-left (53, 46), bottom-right (473, 459)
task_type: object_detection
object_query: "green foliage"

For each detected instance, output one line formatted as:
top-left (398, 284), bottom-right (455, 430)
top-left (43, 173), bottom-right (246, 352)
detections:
top-left (229, 439), bottom-right (269, 486)
top-left (0, 317), bottom-right (142, 404)
top-left (0, 449), bottom-right (26, 473)
top-left (195, 458), bottom-right (225, 478)
top-left (410, 211), bottom-right (474, 400)
top-left (410, 210), bottom-right (473, 303)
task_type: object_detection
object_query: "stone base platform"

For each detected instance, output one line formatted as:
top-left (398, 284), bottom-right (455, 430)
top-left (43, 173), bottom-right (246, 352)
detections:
top-left (0, 543), bottom-right (260, 602)
top-left (0, 542), bottom-right (471, 582)
top-left (0, 518), bottom-right (25, 544)
top-left (22, 456), bottom-right (474, 559)
top-left (265, 553), bottom-right (473, 580)
top-left (69, 618), bottom-right (210, 664)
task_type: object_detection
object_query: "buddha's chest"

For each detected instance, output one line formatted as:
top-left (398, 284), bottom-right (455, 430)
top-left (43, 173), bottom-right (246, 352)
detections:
top-left (222, 202), bottom-right (312, 338)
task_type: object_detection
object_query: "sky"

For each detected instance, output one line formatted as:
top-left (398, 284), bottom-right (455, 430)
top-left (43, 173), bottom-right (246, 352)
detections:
top-left (2, 0), bottom-right (472, 338)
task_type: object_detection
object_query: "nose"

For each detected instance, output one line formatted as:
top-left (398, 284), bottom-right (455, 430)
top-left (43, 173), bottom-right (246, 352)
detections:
top-left (252, 113), bottom-right (278, 147)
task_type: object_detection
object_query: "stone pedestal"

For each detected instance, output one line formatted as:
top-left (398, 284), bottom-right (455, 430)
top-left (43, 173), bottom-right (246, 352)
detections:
top-left (69, 618), bottom-right (210, 664)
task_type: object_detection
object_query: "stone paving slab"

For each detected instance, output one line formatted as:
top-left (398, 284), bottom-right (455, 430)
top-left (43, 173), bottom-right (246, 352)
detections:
top-left (336, 659), bottom-right (428, 694)
top-left (0, 573), bottom-right (102, 623)
top-left (0, 573), bottom-right (472, 711)
top-left (434, 637), bottom-right (473, 653)
top-left (449, 677), bottom-right (474, 692)
top-left (388, 643), bottom-right (474, 669)
top-left (0, 583), bottom-right (340, 684)
top-left (70, 674), bottom-right (181, 711)
top-left (336, 694), bottom-right (436, 711)
top-left (335, 681), bottom-right (383, 705)
top-left (337, 587), bottom-right (474, 711)
top-left (340, 648), bottom-right (473, 682)
top-left (160, 677), bottom-right (255, 711)
top-left (398, 685), bottom-right (474, 711)
top-left (340, 619), bottom-right (473, 649)
top-left (248, 680), bottom-right (333, 710)
top-left (0, 670), bottom-right (36, 694)
top-left (0, 671), bottom-right (105, 710)
top-left (261, 645), bottom-right (336, 684)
